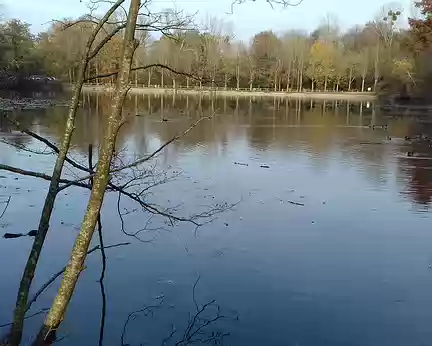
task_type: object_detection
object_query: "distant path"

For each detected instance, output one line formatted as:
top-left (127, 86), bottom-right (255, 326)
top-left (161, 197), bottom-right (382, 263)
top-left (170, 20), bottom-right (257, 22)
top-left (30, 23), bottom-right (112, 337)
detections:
top-left (79, 85), bottom-right (376, 101)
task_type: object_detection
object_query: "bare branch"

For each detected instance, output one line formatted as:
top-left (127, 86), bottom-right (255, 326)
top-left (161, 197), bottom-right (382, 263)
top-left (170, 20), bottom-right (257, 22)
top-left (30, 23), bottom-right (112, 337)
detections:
top-left (85, 63), bottom-right (203, 83)
top-left (0, 164), bottom-right (92, 190)
top-left (25, 242), bottom-right (130, 313)
top-left (121, 300), bottom-right (164, 346)
top-left (56, 114), bottom-right (215, 190)
top-left (228, 0), bottom-right (303, 14)
top-left (88, 24), bottom-right (127, 60)
top-left (1, 114), bottom-right (93, 174)
top-left (0, 309), bottom-right (50, 329)
top-left (112, 114), bottom-right (214, 173)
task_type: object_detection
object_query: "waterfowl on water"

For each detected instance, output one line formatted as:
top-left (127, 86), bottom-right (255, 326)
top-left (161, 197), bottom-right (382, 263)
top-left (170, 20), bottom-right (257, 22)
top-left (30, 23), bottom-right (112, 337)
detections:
top-left (407, 151), bottom-right (421, 157)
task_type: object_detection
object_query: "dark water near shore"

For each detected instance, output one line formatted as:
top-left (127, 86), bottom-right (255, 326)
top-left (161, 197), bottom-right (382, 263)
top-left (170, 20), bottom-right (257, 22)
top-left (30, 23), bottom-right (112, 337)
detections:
top-left (2, 94), bottom-right (432, 345)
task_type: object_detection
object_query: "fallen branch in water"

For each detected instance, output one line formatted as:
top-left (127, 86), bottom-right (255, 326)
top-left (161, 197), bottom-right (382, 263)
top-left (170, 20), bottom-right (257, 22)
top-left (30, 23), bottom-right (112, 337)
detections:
top-left (0, 196), bottom-right (11, 219)
top-left (287, 200), bottom-right (305, 207)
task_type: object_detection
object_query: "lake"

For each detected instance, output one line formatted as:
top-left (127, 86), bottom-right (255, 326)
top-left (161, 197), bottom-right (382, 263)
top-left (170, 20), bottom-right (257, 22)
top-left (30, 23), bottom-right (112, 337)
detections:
top-left (1, 93), bottom-right (432, 346)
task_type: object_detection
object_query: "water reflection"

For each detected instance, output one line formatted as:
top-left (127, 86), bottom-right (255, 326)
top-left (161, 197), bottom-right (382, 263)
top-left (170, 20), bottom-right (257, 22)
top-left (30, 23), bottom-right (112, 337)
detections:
top-left (4, 93), bottom-right (432, 209)
top-left (3, 94), bottom-right (432, 346)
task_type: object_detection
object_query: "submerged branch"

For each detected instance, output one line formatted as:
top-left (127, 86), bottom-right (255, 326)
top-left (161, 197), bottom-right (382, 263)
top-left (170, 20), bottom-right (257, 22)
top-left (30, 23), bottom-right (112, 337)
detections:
top-left (0, 196), bottom-right (11, 219)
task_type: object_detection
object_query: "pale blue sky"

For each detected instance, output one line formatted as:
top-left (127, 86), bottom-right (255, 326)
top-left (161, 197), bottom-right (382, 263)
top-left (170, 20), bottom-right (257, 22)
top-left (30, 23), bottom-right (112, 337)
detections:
top-left (1, 0), bottom-right (413, 40)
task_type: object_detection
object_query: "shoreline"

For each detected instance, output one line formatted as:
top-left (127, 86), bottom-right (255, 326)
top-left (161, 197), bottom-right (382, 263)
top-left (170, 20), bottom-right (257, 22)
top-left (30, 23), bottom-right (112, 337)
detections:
top-left (80, 85), bottom-right (377, 101)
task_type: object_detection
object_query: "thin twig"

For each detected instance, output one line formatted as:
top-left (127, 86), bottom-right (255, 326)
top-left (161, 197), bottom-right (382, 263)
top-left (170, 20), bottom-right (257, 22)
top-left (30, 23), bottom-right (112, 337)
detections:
top-left (120, 301), bottom-right (164, 346)
top-left (2, 115), bottom-right (94, 174)
top-left (85, 63), bottom-right (203, 83)
top-left (192, 275), bottom-right (201, 312)
top-left (25, 242), bottom-right (130, 312)
top-left (87, 142), bottom-right (108, 346)
top-left (57, 114), bottom-right (215, 190)
top-left (0, 309), bottom-right (49, 329)
top-left (112, 114), bottom-right (214, 173)
top-left (0, 196), bottom-right (11, 219)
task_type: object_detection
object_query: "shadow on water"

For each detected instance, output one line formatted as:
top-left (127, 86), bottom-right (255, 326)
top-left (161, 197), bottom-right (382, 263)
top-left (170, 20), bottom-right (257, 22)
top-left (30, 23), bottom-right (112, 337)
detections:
top-left (1, 93), bottom-right (432, 345)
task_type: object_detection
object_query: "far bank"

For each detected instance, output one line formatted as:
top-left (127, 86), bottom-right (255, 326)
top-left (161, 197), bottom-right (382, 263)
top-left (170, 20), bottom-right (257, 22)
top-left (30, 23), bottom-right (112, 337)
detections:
top-left (79, 85), bottom-right (377, 101)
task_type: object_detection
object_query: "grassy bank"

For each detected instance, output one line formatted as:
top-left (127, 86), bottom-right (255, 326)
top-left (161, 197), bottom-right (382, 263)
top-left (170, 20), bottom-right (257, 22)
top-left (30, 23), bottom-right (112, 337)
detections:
top-left (80, 84), bottom-right (376, 101)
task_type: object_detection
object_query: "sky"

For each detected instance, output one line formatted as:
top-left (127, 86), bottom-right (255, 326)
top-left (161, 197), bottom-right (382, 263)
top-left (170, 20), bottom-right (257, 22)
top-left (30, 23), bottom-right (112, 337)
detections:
top-left (1, 0), bottom-right (414, 40)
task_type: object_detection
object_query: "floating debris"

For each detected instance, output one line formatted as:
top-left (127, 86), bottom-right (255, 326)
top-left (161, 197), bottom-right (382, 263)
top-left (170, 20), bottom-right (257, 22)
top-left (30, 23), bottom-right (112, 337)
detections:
top-left (260, 165), bottom-right (270, 169)
top-left (3, 229), bottom-right (37, 239)
top-left (234, 162), bottom-right (249, 166)
top-left (287, 201), bottom-right (305, 207)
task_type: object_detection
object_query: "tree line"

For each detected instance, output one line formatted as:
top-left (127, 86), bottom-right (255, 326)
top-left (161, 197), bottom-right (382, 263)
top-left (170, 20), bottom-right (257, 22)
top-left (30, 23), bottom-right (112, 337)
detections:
top-left (1, 2), bottom-right (432, 94)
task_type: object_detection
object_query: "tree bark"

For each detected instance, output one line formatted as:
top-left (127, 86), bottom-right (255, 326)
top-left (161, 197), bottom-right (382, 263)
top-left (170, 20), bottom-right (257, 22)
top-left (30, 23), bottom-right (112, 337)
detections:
top-left (33, 1), bottom-right (139, 344)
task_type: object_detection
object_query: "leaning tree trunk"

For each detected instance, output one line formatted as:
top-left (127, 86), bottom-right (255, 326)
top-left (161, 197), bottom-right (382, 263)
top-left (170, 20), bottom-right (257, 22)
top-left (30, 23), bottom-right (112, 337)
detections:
top-left (33, 1), bottom-right (140, 344)
top-left (5, 3), bottom-right (126, 345)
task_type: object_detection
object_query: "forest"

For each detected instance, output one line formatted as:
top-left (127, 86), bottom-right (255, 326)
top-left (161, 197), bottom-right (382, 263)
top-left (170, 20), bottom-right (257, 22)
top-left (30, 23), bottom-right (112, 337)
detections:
top-left (1, 1), bottom-right (432, 95)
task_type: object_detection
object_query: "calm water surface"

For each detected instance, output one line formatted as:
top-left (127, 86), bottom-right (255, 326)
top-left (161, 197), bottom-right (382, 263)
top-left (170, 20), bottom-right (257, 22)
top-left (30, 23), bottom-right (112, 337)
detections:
top-left (1, 94), bottom-right (432, 346)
